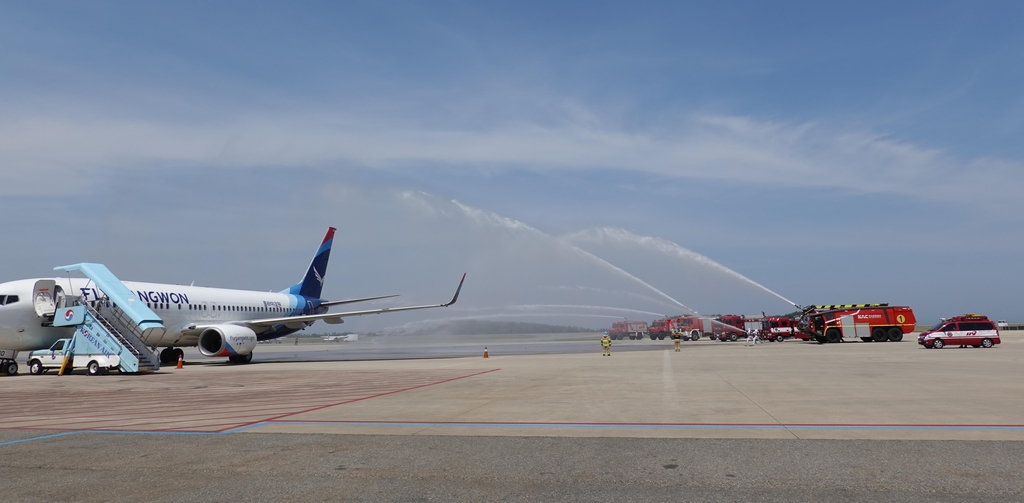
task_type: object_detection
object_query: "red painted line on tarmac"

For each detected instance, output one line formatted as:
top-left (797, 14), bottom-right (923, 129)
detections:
top-left (219, 368), bottom-right (501, 433)
top-left (262, 419), bottom-right (1024, 429)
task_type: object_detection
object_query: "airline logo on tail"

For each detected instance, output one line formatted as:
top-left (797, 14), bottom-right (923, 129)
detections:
top-left (285, 227), bottom-right (336, 299)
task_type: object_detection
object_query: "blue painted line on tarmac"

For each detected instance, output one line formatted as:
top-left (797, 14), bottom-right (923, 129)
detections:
top-left (259, 421), bottom-right (1024, 431)
top-left (0, 429), bottom-right (227, 447)
top-left (0, 431), bottom-right (81, 447)
top-left (7, 422), bottom-right (1024, 446)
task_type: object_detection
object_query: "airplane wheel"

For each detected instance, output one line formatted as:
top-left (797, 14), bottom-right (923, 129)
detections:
top-left (29, 360), bottom-right (44, 375)
top-left (229, 353), bottom-right (254, 364)
top-left (173, 348), bottom-right (185, 361)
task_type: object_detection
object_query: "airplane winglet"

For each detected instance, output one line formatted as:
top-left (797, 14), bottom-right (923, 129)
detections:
top-left (445, 273), bottom-right (467, 307)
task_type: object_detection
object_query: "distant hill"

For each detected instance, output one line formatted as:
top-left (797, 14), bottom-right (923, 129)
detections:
top-left (405, 319), bottom-right (600, 336)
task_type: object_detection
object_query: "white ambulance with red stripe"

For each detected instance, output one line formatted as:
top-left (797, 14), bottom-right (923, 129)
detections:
top-left (918, 314), bottom-right (1001, 349)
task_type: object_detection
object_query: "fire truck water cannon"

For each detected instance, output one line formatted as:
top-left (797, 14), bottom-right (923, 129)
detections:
top-left (795, 304), bottom-right (917, 344)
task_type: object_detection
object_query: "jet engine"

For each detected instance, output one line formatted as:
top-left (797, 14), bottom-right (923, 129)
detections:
top-left (198, 325), bottom-right (258, 357)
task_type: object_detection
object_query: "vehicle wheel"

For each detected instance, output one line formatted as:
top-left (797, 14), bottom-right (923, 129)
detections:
top-left (4, 361), bottom-right (17, 376)
top-left (933, 338), bottom-right (945, 349)
top-left (229, 353), bottom-right (254, 364)
top-left (871, 328), bottom-right (887, 342)
top-left (729, 334), bottom-right (738, 342)
top-left (825, 328), bottom-right (842, 344)
top-left (690, 333), bottom-right (700, 341)
top-left (888, 328), bottom-right (903, 342)
top-left (650, 334), bottom-right (657, 340)
top-left (87, 361), bottom-right (100, 375)
top-left (981, 338), bottom-right (994, 348)
top-left (29, 359), bottom-right (44, 375)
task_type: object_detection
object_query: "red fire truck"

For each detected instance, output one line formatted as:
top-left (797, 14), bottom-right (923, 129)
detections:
top-left (796, 304), bottom-right (916, 344)
top-left (673, 315), bottom-right (746, 341)
top-left (761, 316), bottom-right (800, 342)
top-left (608, 320), bottom-right (649, 340)
top-left (649, 318), bottom-right (676, 340)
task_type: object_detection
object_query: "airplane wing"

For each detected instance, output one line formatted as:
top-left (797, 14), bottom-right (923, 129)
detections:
top-left (319, 294), bottom-right (399, 308)
top-left (243, 273), bottom-right (465, 328)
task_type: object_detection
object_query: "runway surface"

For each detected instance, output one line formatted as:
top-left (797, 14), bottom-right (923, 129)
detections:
top-left (3, 332), bottom-right (1024, 501)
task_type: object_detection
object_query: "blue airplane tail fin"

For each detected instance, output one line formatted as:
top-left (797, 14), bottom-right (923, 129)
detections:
top-left (285, 227), bottom-right (335, 299)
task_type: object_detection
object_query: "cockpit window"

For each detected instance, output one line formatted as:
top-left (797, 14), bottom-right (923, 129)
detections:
top-left (4, 295), bottom-right (17, 305)
top-left (0, 295), bottom-right (5, 305)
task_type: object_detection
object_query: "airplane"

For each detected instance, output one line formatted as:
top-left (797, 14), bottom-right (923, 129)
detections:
top-left (0, 227), bottom-right (465, 371)
top-left (322, 334), bottom-right (358, 342)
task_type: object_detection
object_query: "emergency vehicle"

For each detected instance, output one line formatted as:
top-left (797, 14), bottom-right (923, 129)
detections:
top-left (762, 316), bottom-right (799, 341)
top-left (713, 315), bottom-right (746, 342)
top-left (795, 304), bottom-right (916, 344)
top-left (649, 318), bottom-right (681, 340)
top-left (608, 320), bottom-right (648, 340)
top-left (918, 314), bottom-right (1001, 349)
top-left (675, 315), bottom-right (745, 341)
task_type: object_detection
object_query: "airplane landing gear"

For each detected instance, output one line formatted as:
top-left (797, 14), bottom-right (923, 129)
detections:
top-left (160, 348), bottom-right (185, 365)
top-left (1, 359), bottom-right (18, 376)
top-left (228, 353), bottom-right (253, 364)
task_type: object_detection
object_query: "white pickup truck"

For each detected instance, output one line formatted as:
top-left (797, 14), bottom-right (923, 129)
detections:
top-left (27, 338), bottom-right (120, 376)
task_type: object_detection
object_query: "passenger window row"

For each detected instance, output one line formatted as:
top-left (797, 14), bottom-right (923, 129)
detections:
top-left (141, 302), bottom-right (289, 313)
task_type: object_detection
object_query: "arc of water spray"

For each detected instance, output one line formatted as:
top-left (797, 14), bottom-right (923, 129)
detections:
top-left (567, 227), bottom-right (800, 309)
top-left (451, 200), bottom-right (698, 314)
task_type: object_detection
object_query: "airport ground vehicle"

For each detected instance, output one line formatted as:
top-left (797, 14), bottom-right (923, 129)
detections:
top-left (796, 304), bottom-right (916, 344)
top-left (674, 315), bottom-right (746, 341)
top-left (27, 338), bottom-right (120, 375)
top-left (649, 318), bottom-right (676, 340)
top-left (608, 321), bottom-right (648, 340)
top-left (918, 314), bottom-right (1001, 349)
top-left (761, 316), bottom-right (800, 341)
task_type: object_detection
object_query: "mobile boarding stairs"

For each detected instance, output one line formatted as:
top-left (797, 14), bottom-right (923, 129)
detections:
top-left (51, 263), bottom-right (164, 374)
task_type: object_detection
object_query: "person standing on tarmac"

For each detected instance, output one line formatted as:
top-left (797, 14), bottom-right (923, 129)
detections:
top-left (601, 334), bottom-right (612, 356)
top-left (673, 333), bottom-right (681, 352)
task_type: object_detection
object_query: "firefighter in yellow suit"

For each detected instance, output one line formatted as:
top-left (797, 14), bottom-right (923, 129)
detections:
top-left (673, 332), bottom-right (681, 352)
top-left (601, 334), bottom-right (612, 356)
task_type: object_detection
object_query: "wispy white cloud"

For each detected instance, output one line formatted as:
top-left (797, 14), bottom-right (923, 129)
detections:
top-left (1, 105), bottom-right (1019, 206)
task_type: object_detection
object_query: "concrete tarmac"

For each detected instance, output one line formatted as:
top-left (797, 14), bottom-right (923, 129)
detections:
top-left (2, 332), bottom-right (1024, 501)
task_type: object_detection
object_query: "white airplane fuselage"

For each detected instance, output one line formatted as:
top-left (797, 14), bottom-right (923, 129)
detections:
top-left (0, 277), bottom-right (316, 352)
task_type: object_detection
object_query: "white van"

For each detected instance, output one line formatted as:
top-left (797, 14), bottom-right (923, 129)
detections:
top-left (27, 338), bottom-right (121, 375)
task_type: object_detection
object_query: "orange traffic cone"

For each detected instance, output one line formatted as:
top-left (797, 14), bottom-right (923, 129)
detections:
top-left (483, 347), bottom-right (489, 358)
top-left (176, 354), bottom-right (184, 369)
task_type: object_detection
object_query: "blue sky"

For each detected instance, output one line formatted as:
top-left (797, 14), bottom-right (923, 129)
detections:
top-left (2, 1), bottom-right (1022, 329)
